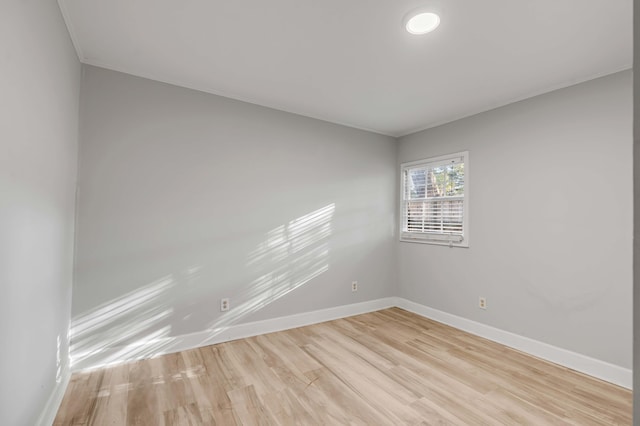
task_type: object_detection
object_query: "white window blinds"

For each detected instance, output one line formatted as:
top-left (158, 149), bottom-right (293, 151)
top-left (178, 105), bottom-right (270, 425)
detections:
top-left (401, 152), bottom-right (468, 245)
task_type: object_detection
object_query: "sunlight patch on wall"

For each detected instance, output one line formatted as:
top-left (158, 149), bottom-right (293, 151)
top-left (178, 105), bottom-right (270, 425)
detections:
top-left (201, 203), bottom-right (335, 345)
top-left (69, 205), bottom-right (335, 370)
top-left (56, 335), bottom-right (62, 383)
top-left (70, 275), bottom-right (177, 369)
top-left (248, 204), bottom-right (334, 265)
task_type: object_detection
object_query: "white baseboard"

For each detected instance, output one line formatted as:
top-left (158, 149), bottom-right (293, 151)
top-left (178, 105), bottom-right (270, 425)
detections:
top-left (394, 297), bottom-right (632, 389)
top-left (36, 366), bottom-right (71, 426)
top-left (71, 296), bottom-right (631, 390)
top-left (72, 297), bottom-right (397, 372)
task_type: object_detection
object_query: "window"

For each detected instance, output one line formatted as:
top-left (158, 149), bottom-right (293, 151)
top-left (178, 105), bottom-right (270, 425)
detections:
top-left (400, 151), bottom-right (469, 246)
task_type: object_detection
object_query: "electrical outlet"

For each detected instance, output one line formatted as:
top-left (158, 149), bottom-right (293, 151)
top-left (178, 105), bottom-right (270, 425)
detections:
top-left (221, 298), bottom-right (230, 312)
top-left (352, 281), bottom-right (358, 292)
top-left (479, 297), bottom-right (487, 310)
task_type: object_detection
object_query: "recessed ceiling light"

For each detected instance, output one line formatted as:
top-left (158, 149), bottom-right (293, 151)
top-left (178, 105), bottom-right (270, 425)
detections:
top-left (405, 12), bottom-right (440, 35)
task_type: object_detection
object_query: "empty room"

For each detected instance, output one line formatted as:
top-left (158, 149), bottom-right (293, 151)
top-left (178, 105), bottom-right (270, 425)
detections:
top-left (1, 0), bottom-right (637, 425)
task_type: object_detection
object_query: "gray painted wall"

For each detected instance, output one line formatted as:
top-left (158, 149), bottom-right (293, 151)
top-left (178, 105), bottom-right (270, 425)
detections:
top-left (397, 71), bottom-right (632, 368)
top-left (0, 2), bottom-right (80, 425)
top-left (73, 66), bottom-right (397, 367)
top-left (633, 0), bottom-right (638, 419)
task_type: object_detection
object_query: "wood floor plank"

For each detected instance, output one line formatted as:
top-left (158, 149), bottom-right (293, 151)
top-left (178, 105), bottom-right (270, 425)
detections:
top-left (162, 403), bottom-right (204, 426)
top-left (301, 341), bottom-right (424, 424)
top-left (227, 385), bottom-right (275, 426)
top-left (125, 359), bottom-right (163, 425)
top-left (54, 308), bottom-right (632, 425)
top-left (300, 367), bottom-right (394, 425)
top-left (87, 364), bottom-right (129, 425)
top-left (191, 347), bottom-right (243, 425)
top-left (57, 369), bottom-right (106, 425)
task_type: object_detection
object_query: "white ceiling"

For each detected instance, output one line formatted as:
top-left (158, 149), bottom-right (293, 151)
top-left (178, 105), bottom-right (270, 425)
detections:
top-left (58, 0), bottom-right (632, 137)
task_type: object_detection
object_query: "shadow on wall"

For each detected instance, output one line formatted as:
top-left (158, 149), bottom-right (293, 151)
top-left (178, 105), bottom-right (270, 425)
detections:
top-left (70, 204), bottom-right (335, 370)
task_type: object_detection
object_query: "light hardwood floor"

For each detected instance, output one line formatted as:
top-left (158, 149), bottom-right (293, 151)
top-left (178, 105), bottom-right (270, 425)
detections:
top-left (54, 308), bottom-right (632, 425)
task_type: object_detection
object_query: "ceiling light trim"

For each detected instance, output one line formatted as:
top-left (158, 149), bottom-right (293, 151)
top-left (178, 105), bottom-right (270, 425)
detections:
top-left (403, 2), bottom-right (446, 35)
top-left (405, 12), bottom-right (440, 35)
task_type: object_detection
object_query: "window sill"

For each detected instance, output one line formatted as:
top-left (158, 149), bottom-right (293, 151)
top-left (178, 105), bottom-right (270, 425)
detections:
top-left (399, 237), bottom-right (469, 248)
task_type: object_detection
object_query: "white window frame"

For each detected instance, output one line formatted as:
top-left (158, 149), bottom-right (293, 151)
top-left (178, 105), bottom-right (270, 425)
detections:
top-left (399, 151), bottom-right (469, 247)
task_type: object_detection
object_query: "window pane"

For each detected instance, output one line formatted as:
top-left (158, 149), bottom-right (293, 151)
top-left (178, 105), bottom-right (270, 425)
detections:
top-left (427, 164), bottom-right (465, 197)
top-left (428, 167), bottom-right (446, 197)
top-left (408, 169), bottom-right (426, 199)
top-left (445, 164), bottom-right (464, 196)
